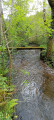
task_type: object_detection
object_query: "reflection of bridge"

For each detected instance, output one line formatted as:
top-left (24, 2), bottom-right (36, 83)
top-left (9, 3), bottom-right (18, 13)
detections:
top-left (7, 47), bottom-right (44, 51)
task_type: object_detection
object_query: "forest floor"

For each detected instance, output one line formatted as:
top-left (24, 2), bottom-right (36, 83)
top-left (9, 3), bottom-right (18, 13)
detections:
top-left (12, 49), bottom-right (54, 120)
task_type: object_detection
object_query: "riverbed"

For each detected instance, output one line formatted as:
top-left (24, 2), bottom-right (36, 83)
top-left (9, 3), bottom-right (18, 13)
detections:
top-left (12, 49), bottom-right (54, 120)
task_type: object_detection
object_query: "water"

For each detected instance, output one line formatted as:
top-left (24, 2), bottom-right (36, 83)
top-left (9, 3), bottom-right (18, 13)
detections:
top-left (12, 50), bottom-right (54, 120)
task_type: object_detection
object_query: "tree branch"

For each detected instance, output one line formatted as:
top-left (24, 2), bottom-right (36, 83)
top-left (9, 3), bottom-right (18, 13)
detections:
top-left (4, 0), bottom-right (13, 34)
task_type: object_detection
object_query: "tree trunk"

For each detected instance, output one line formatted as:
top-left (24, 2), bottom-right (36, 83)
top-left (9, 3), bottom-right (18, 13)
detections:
top-left (48, 0), bottom-right (54, 8)
top-left (46, 36), bottom-right (53, 58)
top-left (47, 0), bottom-right (54, 59)
top-left (0, 0), bottom-right (3, 44)
top-left (51, 7), bottom-right (54, 30)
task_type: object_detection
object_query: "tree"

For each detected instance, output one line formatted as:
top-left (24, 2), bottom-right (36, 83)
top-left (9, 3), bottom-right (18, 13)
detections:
top-left (0, 0), bottom-right (3, 43)
top-left (46, 0), bottom-right (54, 59)
top-left (48, 0), bottom-right (54, 29)
top-left (5, 0), bottom-right (32, 47)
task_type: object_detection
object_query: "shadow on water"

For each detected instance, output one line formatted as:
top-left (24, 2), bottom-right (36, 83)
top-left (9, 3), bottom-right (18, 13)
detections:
top-left (42, 72), bottom-right (54, 99)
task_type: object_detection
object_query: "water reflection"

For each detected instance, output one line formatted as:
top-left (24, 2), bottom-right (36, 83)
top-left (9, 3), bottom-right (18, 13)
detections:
top-left (20, 50), bottom-right (25, 63)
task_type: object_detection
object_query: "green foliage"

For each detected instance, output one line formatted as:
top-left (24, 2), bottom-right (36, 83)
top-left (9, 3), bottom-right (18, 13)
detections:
top-left (0, 73), bottom-right (18, 119)
top-left (40, 44), bottom-right (54, 68)
top-left (0, 50), bottom-right (8, 75)
top-left (22, 80), bottom-right (29, 86)
top-left (0, 112), bottom-right (4, 120)
top-left (3, 0), bottom-right (54, 49)
top-left (21, 69), bottom-right (29, 86)
top-left (3, 67), bottom-right (9, 76)
top-left (0, 75), bottom-right (7, 90)
top-left (0, 99), bottom-right (18, 120)
top-left (0, 111), bottom-right (11, 120)
top-left (21, 69), bottom-right (30, 76)
top-left (0, 45), bottom-right (6, 51)
top-left (1, 1), bottom-right (54, 120)
top-left (5, 99), bottom-right (18, 115)
top-left (4, 0), bottom-right (32, 47)
top-left (0, 45), bottom-right (18, 120)
top-left (40, 49), bottom-right (47, 61)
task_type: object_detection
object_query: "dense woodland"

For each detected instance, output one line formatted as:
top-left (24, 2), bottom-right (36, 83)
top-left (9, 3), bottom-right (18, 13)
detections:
top-left (0, 0), bottom-right (54, 119)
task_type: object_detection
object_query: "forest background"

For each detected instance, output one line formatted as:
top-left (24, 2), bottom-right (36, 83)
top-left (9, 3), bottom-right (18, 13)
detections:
top-left (0, 0), bottom-right (54, 119)
top-left (2, 0), bottom-right (54, 66)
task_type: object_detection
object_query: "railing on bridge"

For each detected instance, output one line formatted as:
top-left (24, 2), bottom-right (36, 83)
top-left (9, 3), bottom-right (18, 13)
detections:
top-left (7, 47), bottom-right (45, 51)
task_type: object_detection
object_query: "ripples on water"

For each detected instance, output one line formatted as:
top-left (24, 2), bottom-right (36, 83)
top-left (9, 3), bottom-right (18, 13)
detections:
top-left (21, 81), bottom-right (40, 101)
top-left (12, 50), bottom-right (54, 120)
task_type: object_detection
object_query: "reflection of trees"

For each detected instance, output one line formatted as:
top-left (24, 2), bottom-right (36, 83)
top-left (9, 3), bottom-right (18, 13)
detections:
top-left (20, 50), bottom-right (25, 63)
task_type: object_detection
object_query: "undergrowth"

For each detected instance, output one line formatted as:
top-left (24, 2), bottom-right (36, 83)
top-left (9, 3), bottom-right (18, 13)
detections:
top-left (0, 45), bottom-right (18, 120)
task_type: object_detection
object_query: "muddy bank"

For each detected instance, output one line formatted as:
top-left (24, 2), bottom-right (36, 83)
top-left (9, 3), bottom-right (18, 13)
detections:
top-left (42, 62), bottom-right (54, 99)
top-left (12, 50), bottom-right (54, 120)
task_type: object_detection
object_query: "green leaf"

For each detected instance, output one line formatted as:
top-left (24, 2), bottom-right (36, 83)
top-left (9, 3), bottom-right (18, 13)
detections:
top-left (21, 69), bottom-right (30, 75)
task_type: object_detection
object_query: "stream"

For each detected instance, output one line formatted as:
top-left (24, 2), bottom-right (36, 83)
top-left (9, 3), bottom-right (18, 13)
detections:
top-left (12, 49), bottom-right (54, 120)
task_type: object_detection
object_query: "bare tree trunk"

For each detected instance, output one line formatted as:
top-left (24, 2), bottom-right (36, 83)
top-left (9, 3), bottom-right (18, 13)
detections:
top-left (51, 7), bottom-right (54, 31)
top-left (47, 1), bottom-right (54, 59)
top-left (46, 36), bottom-right (53, 58)
top-left (43, 0), bottom-right (54, 59)
top-left (0, 0), bottom-right (3, 44)
top-left (0, 0), bottom-right (4, 73)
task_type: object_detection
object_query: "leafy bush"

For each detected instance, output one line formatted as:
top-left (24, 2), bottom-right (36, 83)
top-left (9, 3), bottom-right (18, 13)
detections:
top-left (40, 49), bottom-right (47, 61)
top-left (0, 46), bottom-right (18, 120)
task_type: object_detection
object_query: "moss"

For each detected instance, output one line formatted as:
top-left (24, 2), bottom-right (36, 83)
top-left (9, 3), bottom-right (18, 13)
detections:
top-left (40, 49), bottom-right (47, 61)
top-left (40, 49), bottom-right (54, 68)
top-left (50, 52), bottom-right (54, 67)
